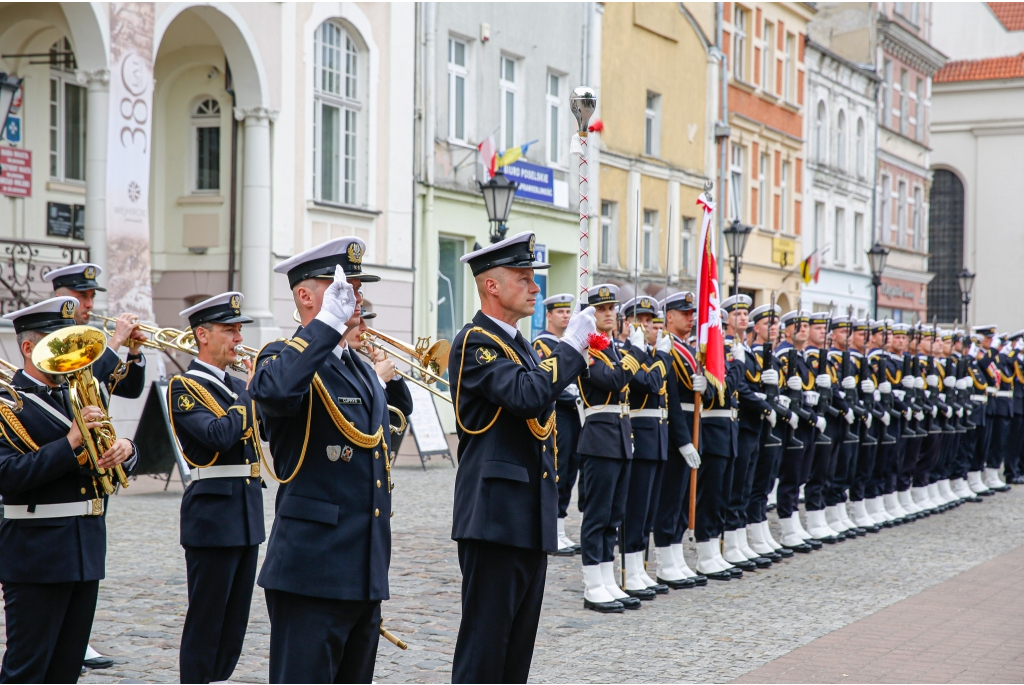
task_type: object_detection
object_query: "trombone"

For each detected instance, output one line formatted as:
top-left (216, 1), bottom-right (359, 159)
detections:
top-left (357, 329), bottom-right (452, 403)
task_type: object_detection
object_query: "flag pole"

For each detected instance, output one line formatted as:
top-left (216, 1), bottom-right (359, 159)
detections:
top-left (571, 88), bottom-right (597, 302)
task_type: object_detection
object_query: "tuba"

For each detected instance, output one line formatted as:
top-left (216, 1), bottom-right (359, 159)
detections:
top-left (31, 325), bottom-right (129, 494)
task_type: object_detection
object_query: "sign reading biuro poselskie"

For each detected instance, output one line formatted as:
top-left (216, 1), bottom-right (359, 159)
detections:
top-left (499, 160), bottom-right (555, 205)
top-left (105, 2), bottom-right (155, 321)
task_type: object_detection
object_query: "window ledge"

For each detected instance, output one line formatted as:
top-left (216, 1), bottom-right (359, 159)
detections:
top-left (445, 138), bottom-right (477, 151)
top-left (177, 195), bottom-right (224, 205)
top-left (731, 79), bottom-right (757, 95)
top-left (307, 200), bottom-right (382, 217)
top-left (46, 181), bottom-right (86, 195)
top-left (778, 99), bottom-right (801, 114)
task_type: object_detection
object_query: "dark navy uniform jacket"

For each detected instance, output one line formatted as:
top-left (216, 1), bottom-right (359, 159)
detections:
top-left (0, 370), bottom-right (137, 584)
top-left (966, 354), bottom-right (989, 427)
top-left (1012, 351), bottom-right (1024, 416)
top-left (93, 346), bottom-right (146, 405)
top-left (776, 342), bottom-right (820, 429)
top-left (449, 312), bottom-right (586, 553)
top-left (989, 350), bottom-right (1014, 418)
top-left (805, 347), bottom-right (852, 416)
top-left (533, 331), bottom-right (581, 410)
top-left (169, 360), bottom-right (266, 548)
top-left (665, 335), bottom-right (699, 452)
top-left (735, 339), bottom-right (775, 434)
top-left (624, 341), bottom-right (670, 462)
top-left (576, 339), bottom-right (640, 460)
top-left (250, 320), bottom-right (412, 602)
top-left (697, 346), bottom-right (744, 458)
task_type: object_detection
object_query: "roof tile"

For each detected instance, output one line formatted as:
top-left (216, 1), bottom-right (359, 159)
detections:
top-left (934, 53), bottom-right (1024, 83)
top-left (987, 2), bottom-right (1024, 31)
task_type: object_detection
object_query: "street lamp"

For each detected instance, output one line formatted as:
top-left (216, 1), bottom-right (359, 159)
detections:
top-left (723, 218), bottom-right (753, 297)
top-left (479, 171), bottom-right (518, 244)
top-left (957, 268), bottom-right (976, 325)
top-left (0, 73), bottom-right (23, 136)
top-left (867, 242), bottom-right (889, 320)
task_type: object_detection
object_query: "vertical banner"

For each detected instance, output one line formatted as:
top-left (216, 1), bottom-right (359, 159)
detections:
top-left (696, 191), bottom-right (726, 404)
top-left (106, 3), bottom-right (155, 320)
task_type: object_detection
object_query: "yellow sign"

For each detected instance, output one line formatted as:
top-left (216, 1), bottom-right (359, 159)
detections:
top-left (772, 238), bottom-right (796, 267)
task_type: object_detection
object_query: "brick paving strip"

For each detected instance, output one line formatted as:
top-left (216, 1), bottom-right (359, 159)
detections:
top-left (2, 455), bottom-right (1024, 683)
top-left (734, 541), bottom-right (1024, 684)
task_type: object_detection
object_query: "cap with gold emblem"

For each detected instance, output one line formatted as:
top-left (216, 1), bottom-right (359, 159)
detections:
top-left (543, 293), bottom-right (575, 311)
top-left (460, 231), bottom-right (550, 276)
top-left (3, 296), bottom-right (79, 333)
top-left (274, 237), bottom-right (380, 288)
top-left (972, 324), bottom-right (997, 338)
top-left (43, 263), bottom-right (106, 292)
top-left (780, 310), bottom-right (809, 327)
top-left (662, 291), bottom-right (696, 313)
top-left (586, 283), bottom-right (619, 307)
top-left (179, 292), bottom-right (254, 329)
top-left (620, 295), bottom-right (658, 318)
top-left (750, 304), bottom-right (781, 323)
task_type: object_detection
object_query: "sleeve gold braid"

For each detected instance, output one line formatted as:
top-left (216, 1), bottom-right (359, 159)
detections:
top-left (166, 377), bottom-right (220, 468)
top-left (0, 404), bottom-right (38, 452)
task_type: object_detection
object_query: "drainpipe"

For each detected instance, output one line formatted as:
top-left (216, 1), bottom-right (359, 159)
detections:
top-left (226, 62), bottom-right (239, 291)
top-left (716, 2), bottom-right (728, 264)
top-left (419, 2), bottom-right (437, 342)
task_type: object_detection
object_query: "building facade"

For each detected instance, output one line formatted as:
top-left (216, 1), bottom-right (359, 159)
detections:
top-left (799, 41), bottom-right (879, 318)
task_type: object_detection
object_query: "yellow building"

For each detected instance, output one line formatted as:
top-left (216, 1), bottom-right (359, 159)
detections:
top-left (593, 3), bottom-right (715, 301)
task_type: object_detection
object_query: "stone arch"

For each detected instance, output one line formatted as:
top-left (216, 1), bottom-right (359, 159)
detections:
top-left (927, 168), bottom-right (965, 322)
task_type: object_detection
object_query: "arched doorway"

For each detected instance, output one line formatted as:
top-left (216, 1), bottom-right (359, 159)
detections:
top-left (927, 169), bottom-right (964, 323)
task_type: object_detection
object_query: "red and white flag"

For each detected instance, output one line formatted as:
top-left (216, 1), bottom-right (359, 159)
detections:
top-left (695, 191), bottom-right (726, 404)
top-left (477, 132), bottom-right (496, 180)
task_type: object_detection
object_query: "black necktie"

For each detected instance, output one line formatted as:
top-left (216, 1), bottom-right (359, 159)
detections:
top-left (342, 348), bottom-right (371, 402)
top-left (514, 332), bottom-right (538, 369)
top-left (50, 386), bottom-right (71, 417)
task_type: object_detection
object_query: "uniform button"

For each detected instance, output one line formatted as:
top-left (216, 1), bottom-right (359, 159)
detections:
top-left (374, 451), bottom-right (380, 459)
top-left (631, 433), bottom-right (635, 438)
top-left (391, 511), bottom-right (395, 518)
top-left (376, 480), bottom-right (381, 488)
top-left (542, 445), bottom-right (546, 452)
top-left (246, 479), bottom-right (250, 484)
top-left (80, 487), bottom-right (86, 495)
top-left (556, 475), bottom-right (560, 483)
top-left (245, 459), bottom-right (249, 464)
top-left (543, 471), bottom-right (548, 479)
top-left (374, 508), bottom-right (380, 517)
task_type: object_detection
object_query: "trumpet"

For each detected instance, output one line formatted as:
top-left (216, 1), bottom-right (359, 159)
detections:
top-left (357, 329), bottom-right (452, 403)
top-left (154, 328), bottom-right (255, 374)
top-left (89, 312), bottom-right (187, 351)
top-left (31, 325), bottom-right (128, 494)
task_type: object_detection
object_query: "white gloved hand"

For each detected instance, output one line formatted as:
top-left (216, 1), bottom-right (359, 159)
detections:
top-left (563, 306), bottom-right (598, 354)
top-left (926, 374), bottom-right (939, 388)
top-left (915, 410), bottom-right (925, 422)
top-left (902, 376), bottom-right (915, 389)
top-left (680, 443), bottom-right (701, 469)
top-left (956, 407), bottom-right (964, 418)
top-left (788, 412), bottom-right (800, 430)
top-left (628, 325), bottom-right (645, 349)
top-left (787, 375), bottom-right (803, 391)
top-left (816, 374), bottom-right (832, 389)
top-left (315, 265), bottom-right (357, 332)
top-left (893, 389), bottom-right (906, 402)
top-left (762, 369), bottom-right (779, 386)
top-left (732, 343), bottom-right (746, 364)
top-left (930, 404), bottom-right (938, 418)
top-left (845, 409), bottom-right (855, 425)
top-left (945, 376), bottom-right (958, 387)
top-left (881, 411), bottom-right (890, 426)
top-left (914, 377), bottom-right (925, 390)
top-left (842, 376), bottom-right (857, 390)
top-left (804, 390), bottom-right (821, 407)
top-left (879, 381), bottom-right (892, 394)
top-left (692, 374), bottom-right (708, 393)
top-left (945, 406), bottom-right (953, 418)
top-left (904, 408), bottom-right (913, 422)
top-left (777, 395), bottom-right (791, 409)
top-left (655, 331), bottom-right (673, 355)
top-left (815, 416), bottom-right (828, 433)
top-left (860, 379), bottom-right (875, 394)
top-left (874, 390), bottom-right (882, 402)
top-left (866, 413), bottom-right (873, 429)
top-left (956, 377), bottom-right (970, 390)
top-left (767, 410), bottom-right (777, 427)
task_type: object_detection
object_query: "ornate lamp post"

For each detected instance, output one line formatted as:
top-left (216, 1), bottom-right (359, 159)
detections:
top-left (479, 172), bottom-right (518, 244)
top-left (957, 268), bottom-right (976, 326)
top-left (723, 218), bottom-right (753, 297)
top-left (867, 242), bottom-right (890, 320)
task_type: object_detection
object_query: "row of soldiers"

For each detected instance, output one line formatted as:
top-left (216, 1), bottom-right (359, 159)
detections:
top-left (532, 287), bottom-right (1024, 612)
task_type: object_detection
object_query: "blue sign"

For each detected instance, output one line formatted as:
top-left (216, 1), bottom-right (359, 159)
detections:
top-left (500, 160), bottom-right (554, 205)
top-left (3, 116), bottom-right (20, 144)
top-left (530, 244), bottom-right (547, 340)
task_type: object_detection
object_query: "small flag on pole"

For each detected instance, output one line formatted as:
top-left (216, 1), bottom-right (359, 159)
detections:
top-left (695, 190), bottom-right (726, 404)
top-left (799, 250), bottom-right (821, 284)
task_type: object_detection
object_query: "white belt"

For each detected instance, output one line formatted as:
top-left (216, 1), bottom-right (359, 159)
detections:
top-left (986, 387), bottom-right (997, 395)
top-left (702, 408), bottom-right (738, 420)
top-left (630, 408), bottom-right (667, 420)
top-left (3, 499), bottom-right (104, 519)
top-left (680, 402), bottom-right (695, 412)
top-left (971, 394), bottom-right (989, 404)
top-left (190, 464), bottom-right (260, 481)
top-left (583, 404), bottom-right (630, 418)
top-left (996, 390), bottom-right (1013, 398)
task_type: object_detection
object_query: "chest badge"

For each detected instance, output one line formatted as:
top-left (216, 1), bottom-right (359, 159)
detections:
top-left (341, 446), bottom-right (353, 462)
top-left (327, 445), bottom-right (341, 462)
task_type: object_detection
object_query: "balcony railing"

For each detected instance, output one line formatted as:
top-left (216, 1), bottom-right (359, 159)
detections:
top-left (0, 239), bottom-right (91, 315)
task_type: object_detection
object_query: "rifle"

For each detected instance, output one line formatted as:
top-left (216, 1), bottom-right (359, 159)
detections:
top-left (876, 321), bottom-right (898, 445)
top-left (760, 292), bottom-right (784, 448)
top-left (784, 342), bottom-right (815, 450)
top-left (853, 315), bottom-right (879, 447)
top-left (945, 320), bottom-right (967, 433)
top-left (906, 324), bottom-right (926, 438)
top-left (835, 309), bottom-right (860, 444)
top-left (812, 305), bottom-right (836, 446)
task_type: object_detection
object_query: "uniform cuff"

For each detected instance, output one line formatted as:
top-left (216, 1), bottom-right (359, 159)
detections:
top-left (314, 309), bottom-right (346, 333)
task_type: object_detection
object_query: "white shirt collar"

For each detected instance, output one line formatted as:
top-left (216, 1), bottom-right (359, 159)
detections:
top-left (485, 314), bottom-right (520, 340)
top-left (21, 372), bottom-right (46, 387)
top-left (332, 340), bottom-right (350, 360)
top-left (194, 359), bottom-right (227, 381)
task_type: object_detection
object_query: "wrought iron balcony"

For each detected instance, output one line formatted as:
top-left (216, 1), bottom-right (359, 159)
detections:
top-left (0, 239), bottom-right (91, 314)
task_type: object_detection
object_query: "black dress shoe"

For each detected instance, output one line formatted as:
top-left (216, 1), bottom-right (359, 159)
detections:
top-left (691, 574), bottom-right (708, 586)
top-left (552, 547), bottom-right (575, 557)
top-left (965, 494), bottom-right (984, 502)
top-left (584, 598), bottom-right (625, 613)
top-left (727, 558), bottom-right (757, 571)
top-left (979, 488), bottom-right (995, 496)
top-left (752, 556), bottom-right (773, 568)
top-left (759, 550), bottom-right (783, 561)
top-left (852, 526), bottom-right (867, 536)
top-left (617, 595), bottom-right (642, 609)
top-left (649, 582), bottom-right (670, 594)
top-left (703, 569), bottom-right (732, 581)
top-left (625, 586), bottom-right (657, 600)
top-left (992, 484), bottom-right (1012, 493)
top-left (862, 523), bottom-right (881, 532)
top-left (727, 566), bottom-right (743, 577)
top-left (83, 657), bottom-right (114, 670)
top-left (572, 543), bottom-right (582, 552)
top-left (813, 535), bottom-right (839, 544)
top-left (881, 519), bottom-right (894, 527)
top-left (656, 575), bottom-right (694, 589)
top-left (805, 538), bottom-right (823, 549)
top-left (775, 546), bottom-right (795, 558)
top-left (783, 542), bottom-right (813, 553)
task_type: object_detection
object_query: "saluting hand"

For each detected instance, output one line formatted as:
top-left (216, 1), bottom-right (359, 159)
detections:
top-left (319, 265), bottom-right (357, 331)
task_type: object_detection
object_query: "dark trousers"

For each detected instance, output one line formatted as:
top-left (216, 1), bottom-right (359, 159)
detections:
top-left (988, 415), bottom-right (1011, 469)
top-left (623, 459), bottom-right (659, 553)
top-left (1005, 413), bottom-right (1024, 479)
top-left (827, 437), bottom-right (857, 506)
top-left (453, 541), bottom-right (546, 684)
top-left (897, 431), bottom-right (925, 491)
top-left (777, 424), bottom-right (814, 519)
top-left (644, 460), bottom-right (665, 538)
top-left (805, 418), bottom-right (843, 511)
top-left (725, 427), bottom-right (761, 531)
top-left (181, 545), bottom-right (258, 684)
top-left (936, 432), bottom-right (959, 482)
top-left (695, 453), bottom-right (732, 542)
top-left (912, 434), bottom-right (942, 488)
top-left (653, 452), bottom-right (691, 547)
top-left (579, 455), bottom-right (630, 565)
top-left (265, 589), bottom-right (380, 684)
top-left (971, 418), bottom-right (994, 471)
top-left (956, 426), bottom-right (978, 479)
top-left (850, 421), bottom-right (878, 502)
top-left (555, 405), bottom-right (581, 518)
top-left (747, 425), bottom-right (781, 524)
top-left (0, 580), bottom-right (98, 684)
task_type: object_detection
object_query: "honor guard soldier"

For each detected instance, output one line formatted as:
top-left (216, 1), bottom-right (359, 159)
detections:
top-left (447, 232), bottom-right (592, 682)
top-left (0, 297), bottom-right (138, 682)
top-left (980, 327), bottom-right (1013, 492)
top-left (618, 296), bottom-right (674, 600)
top-left (1006, 331), bottom-right (1024, 484)
top-left (965, 327), bottom-right (995, 496)
top-left (652, 292), bottom-right (705, 589)
top-left (532, 293), bottom-right (582, 555)
top-left (250, 236), bottom-right (412, 683)
top-left (167, 292), bottom-right (265, 684)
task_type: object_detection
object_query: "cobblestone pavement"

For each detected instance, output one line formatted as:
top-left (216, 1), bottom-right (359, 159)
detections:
top-left (2, 461), bottom-right (1023, 683)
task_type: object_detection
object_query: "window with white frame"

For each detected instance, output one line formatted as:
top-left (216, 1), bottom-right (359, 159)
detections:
top-left (780, 161), bottom-right (790, 232)
top-left (882, 60), bottom-right (893, 127)
top-left (644, 92), bottom-right (661, 156)
top-left (546, 72), bottom-right (562, 166)
top-left (836, 111), bottom-right (847, 171)
top-left (762, 21), bottom-right (774, 93)
top-left (49, 38), bottom-right (86, 183)
top-left (314, 20), bottom-right (363, 205)
top-left (681, 216), bottom-right (696, 275)
top-left (897, 180), bottom-right (907, 246)
top-left (783, 34), bottom-right (795, 101)
top-left (730, 143), bottom-right (744, 220)
top-left (899, 69), bottom-right (909, 136)
top-left (600, 201), bottom-right (616, 266)
top-left (192, 99), bottom-right (221, 192)
top-left (815, 101), bottom-right (827, 164)
top-left (915, 78), bottom-right (925, 142)
top-left (500, 56), bottom-right (518, 150)
top-left (856, 118), bottom-right (865, 177)
top-left (759, 152), bottom-right (769, 228)
top-left (733, 6), bottom-right (747, 82)
top-left (881, 174), bottom-right (892, 243)
top-left (912, 186), bottom-right (923, 251)
top-left (834, 206), bottom-right (846, 264)
top-left (814, 201), bottom-right (825, 254)
top-left (642, 209), bottom-right (657, 271)
top-left (853, 212), bottom-right (864, 267)
top-left (448, 38), bottom-right (467, 142)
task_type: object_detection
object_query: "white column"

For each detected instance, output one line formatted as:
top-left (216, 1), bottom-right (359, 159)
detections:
top-left (77, 69), bottom-right (110, 310)
top-left (667, 179), bottom-right (681, 285)
top-left (235, 106), bottom-right (280, 345)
